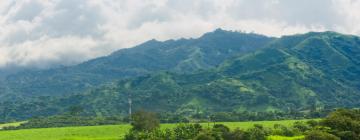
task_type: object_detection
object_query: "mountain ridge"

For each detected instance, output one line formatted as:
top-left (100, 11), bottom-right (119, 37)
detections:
top-left (3, 29), bottom-right (273, 97)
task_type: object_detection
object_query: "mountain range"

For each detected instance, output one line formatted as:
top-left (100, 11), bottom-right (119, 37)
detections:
top-left (1, 29), bottom-right (360, 122)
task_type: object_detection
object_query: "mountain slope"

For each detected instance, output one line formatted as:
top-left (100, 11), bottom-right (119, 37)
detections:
top-left (3, 29), bottom-right (273, 97)
top-left (2, 31), bottom-right (360, 122)
top-left (70, 32), bottom-right (360, 114)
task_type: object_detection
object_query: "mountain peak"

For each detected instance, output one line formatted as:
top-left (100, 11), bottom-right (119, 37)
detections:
top-left (213, 28), bottom-right (227, 33)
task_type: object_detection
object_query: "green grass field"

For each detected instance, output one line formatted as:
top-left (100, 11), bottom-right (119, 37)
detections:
top-left (0, 120), bottom-right (310, 140)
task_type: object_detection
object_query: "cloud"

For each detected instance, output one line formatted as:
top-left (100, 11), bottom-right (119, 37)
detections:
top-left (0, 0), bottom-right (359, 69)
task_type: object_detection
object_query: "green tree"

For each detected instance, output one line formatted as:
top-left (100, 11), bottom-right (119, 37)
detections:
top-left (246, 124), bottom-right (267, 140)
top-left (173, 123), bottom-right (202, 140)
top-left (293, 121), bottom-right (310, 133)
top-left (222, 128), bottom-right (246, 140)
top-left (194, 131), bottom-right (216, 140)
top-left (68, 106), bottom-right (84, 116)
top-left (305, 131), bottom-right (340, 140)
top-left (321, 109), bottom-right (360, 140)
top-left (131, 110), bottom-right (160, 132)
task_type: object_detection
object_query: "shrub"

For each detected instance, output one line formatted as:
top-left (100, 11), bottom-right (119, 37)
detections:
top-left (173, 123), bottom-right (202, 140)
top-left (272, 124), bottom-right (296, 136)
top-left (305, 130), bottom-right (340, 140)
top-left (131, 110), bottom-right (160, 132)
top-left (222, 128), bottom-right (246, 140)
top-left (245, 124), bottom-right (267, 140)
top-left (194, 132), bottom-right (216, 140)
top-left (293, 121), bottom-right (310, 133)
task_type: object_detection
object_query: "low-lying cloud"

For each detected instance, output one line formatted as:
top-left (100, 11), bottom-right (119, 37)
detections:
top-left (0, 0), bottom-right (359, 69)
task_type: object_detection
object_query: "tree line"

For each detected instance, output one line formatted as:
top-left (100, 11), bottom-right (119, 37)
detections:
top-left (125, 109), bottom-right (360, 140)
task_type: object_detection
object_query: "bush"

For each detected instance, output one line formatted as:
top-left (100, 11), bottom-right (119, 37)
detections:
top-left (305, 131), bottom-right (340, 140)
top-left (222, 128), bottom-right (246, 140)
top-left (293, 121), bottom-right (310, 133)
top-left (321, 109), bottom-right (360, 140)
top-left (193, 129), bottom-right (222, 140)
top-left (194, 132), bottom-right (216, 140)
top-left (245, 124), bottom-right (268, 140)
top-left (306, 120), bottom-right (319, 128)
top-left (131, 110), bottom-right (160, 132)
top-left (272, 124), bottom-right (296, 136)
top-left (173, 123), bottom-right (202, 139)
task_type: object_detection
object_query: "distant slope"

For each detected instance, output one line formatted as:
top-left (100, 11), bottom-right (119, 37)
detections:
top-left (2, 31), bottom-right (360, 122)
top-left (3, 29), bottom-right (273, 97)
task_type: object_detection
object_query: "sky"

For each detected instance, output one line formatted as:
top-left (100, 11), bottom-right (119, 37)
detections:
top-left (0, 0), bottom-right (360, 69)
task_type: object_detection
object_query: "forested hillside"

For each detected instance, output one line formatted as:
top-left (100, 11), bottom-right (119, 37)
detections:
top-left (1, 30), bottom-right (360, 122)
top-left (3, 29), bottom-right (273, 97)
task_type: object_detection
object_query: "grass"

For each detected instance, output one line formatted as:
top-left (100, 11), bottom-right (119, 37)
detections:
top-left (0, 119), bottom-right (312, 140)
top-left (0, 121), bottom-right (26, 129)
top-left (267, 135), bottom-right (304, 140)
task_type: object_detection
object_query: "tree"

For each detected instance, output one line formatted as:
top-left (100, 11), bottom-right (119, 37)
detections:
top-left (222, 128), bottom-right (246, 140)
top-left (194, 131), bottom-right (216, 140)
top-left (321, 109), bottom-right (360, 140)
top-left (305, 131), bottom-right (340, 140)
top-left (130, 110), bottom-right (160, 132)
top-left (293, 121), bottom-right (310, 133)
top-left (272, 124), bottom-right (295, 136)
top-left (173, 123), bottom-right (202, 140)
top-left (68, 106), bottom-right (84, 116)
top-left (245, 124), bottom-right (268, 140)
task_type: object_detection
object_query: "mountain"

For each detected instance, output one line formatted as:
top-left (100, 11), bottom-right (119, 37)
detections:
top-left (2, 29), bottom-right (273, 98)
top-left (2, 31), bottom-right (360, 122)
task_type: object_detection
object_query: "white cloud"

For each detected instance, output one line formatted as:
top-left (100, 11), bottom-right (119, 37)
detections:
top-left (0, 36), bottom-right (108, 69)
top-left (0, 0), bottom-right (359, 69)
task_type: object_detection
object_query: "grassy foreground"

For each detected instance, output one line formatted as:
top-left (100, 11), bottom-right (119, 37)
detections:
top-left (0, 120), bottom-right (308, 140)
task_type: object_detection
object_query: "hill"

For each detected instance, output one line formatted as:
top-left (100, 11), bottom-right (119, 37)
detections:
top-left (2, 29), bottom-right (273, 98)
top-left (1, 31), bottom-right (360, 122)
top-left (56, 32), bottom-right (360, 117)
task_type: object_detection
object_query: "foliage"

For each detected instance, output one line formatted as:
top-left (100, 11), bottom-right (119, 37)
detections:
top-left (305, 131), bottom-right (340, 140)
top-left (245, 124), bottom-right (268, 140)
top-left (173, 123), bottom-right (202, 139)
top-left (321, 109), bottom-right (360, 140)
top-left (0, 119), bottom-right (314, 140)
top-left (2, 115), bottom-right (123, 130)
top-left (3, 29), bottom-right (272, 97)
top-left (130, 110), bottom-right (160, 132)
top-left (1, 31), bottom-right (360, 124)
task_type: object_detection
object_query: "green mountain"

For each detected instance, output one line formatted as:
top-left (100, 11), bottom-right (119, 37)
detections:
top-left (2, 31), bottom-right (360, 122)
top-left (3, 29), bottom-right (273, 98)
top-left (64, 32), bottom-right (360, 117)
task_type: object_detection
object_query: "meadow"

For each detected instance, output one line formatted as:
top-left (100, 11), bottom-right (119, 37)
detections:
top-left (0, 120), bottom-right (308, 140)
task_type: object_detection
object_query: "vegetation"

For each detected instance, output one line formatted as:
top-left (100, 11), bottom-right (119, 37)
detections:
top-left (0, 121), bottom-right (25, 129)
top-left (0, 119), bottom-right (309, 140)
top-left (2, 31), bottom-right (360, 122)
top-left (0, 31), bottom-right (360, 140)
top-left (129, 110), bottom-right (160, 132)
top-left (123, 110), bottom-right (307, 140)
top-left (2, 107), bottom-right (358, 140)
top-left (2, 29), bottom-right (272, 97)
top-left (123, 109), bottom-right (360, 140)
top-left (2, 115), bottom-right (123, 130)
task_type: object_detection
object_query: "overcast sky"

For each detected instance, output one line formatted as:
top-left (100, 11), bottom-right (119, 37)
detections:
top-left (0, 0), bottom-right (360, 69)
